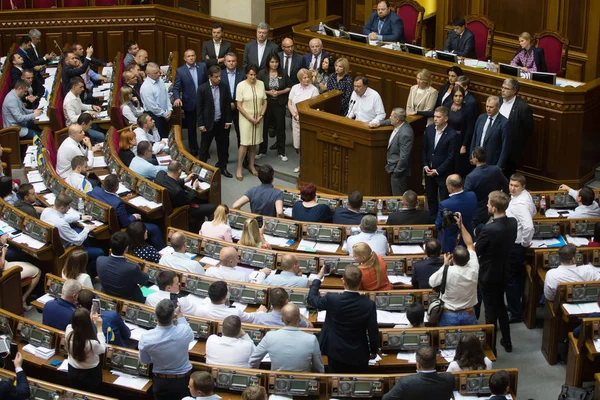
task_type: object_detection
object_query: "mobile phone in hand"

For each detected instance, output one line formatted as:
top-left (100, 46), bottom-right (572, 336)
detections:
top-left (91, 298), bottom-right (101, 315)
top-left (170, 293), bottom-right (178, 308)
top-left (10, 342), bottom-right (17, 360)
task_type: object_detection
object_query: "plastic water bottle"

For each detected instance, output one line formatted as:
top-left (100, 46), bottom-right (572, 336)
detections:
top-left (29, 153), bottom-right (35, 167)
top-left (318, 22), bottom-right (325, 35)
top-left (486, 59), bottom-right (493, 71)
top-left (540, 195), bottom-right (547, 216)
top-left (78, 198), bottom-right (85, 215)
top-left (377, 199), bottom-right (383, 218)
top-left (111, 167), bottom-right (117, 175)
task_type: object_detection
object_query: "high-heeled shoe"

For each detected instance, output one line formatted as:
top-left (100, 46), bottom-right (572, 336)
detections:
top-left (251, 169), bottom-right (258, 176)
top-left (236, 175), bottom-right (244, 181)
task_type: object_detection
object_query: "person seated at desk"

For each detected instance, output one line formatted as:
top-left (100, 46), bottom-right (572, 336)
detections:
top-left (118, 130), bottom-right (136, 167)
top-left (77, 289), bottom-right (131, 347)
top-left (205, 315), bottom-right (256, 368)
top-left (1, 79), bottom-right (42, 140)
top-left (263, 254), bottom-right (309, 288)
top-left (14, 183), bottom-right (44, 218)
top-left (9, 53), bottom-right (24, 88)
top-left (42, 278), bottom-right (82, 331)
top-left (346, 75), bottom-right (386, 125)
top-left (292, 182), bottom-right (333, 223)
top-left (239, 217), bottom-right (271, 249)
top-left (347, 215), bottom-right (389, 256)
top-left (363, 0), bottom-right (405, 43)
top-left (56, 124), bottom-right (103, 179)
top-left (558, 184), bottom-right (600, 219)
top-left (446, 334), bottom-right (493, 372)
top-left (510, 32), bottom-right (547, 73)
top-left (123, 69), bottom-right (143, 108)
top-left (65, 155), bottom-right (93, 194)
top-left (193, 280), bottom-right (259, 323)
top-left (253, 287), bottom-right (312, 327)
top-left (120, 85), bottom-right (144, 126)
top-left (133, 113), bottom-right (164, 156)
top-left (205, 246), bottom-right (271, 283)
top-left (573, 294), bottom-right (600, 338)
top-left (353, 242), bottom-right (392, 290)
top-left (61, 248), bottom-right (93, 289)
top-left (127, 221), bottom-right (162, 263)
top-left (411, 238), bottom-right (443, 289)
top-left (63, 77), bottom-right (104, 144)
top-left (406, 302), bottom-right (424, 328)
top-left (183, 371), bottom-right (222, 400)
top-left (407, 69), bottom-right (438, 126)
top-left (544, 244), bottom-right (600, 301)
top-left (21, 69), bottom-right (43, 110)
top-left (129, 140), bottom-right (167, 180)
top-left (386, 189), bottom-right (430, 225)
top-left (589, 222), bottom-right (600, 247)
top-left (199, 204), bottom-right (232, 242)
top-left (0, 177), bottom-right (17, 205)
top-left (145, 270), bottom-right (196, 314)
top-left (488, 370), bottom-right (512, 400)
top-left (232, 164), bottom-right (283, 218)
top-left (0, 352), bottom-right (29, 400)
top-left (96, 232), bottom-right (149, 303)
top-left (158, 231), bottom-right (205, 274)
top-left (333, 190), bottom-right (365, 225)
top-left (443, 17), bottom-right (476, 59)
top-left (248, 303), bottom-right (324, 373)
top-left (0, 233), bottom-right (40, 311)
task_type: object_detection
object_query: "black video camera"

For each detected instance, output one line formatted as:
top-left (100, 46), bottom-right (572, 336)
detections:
top-left (441, 209), bottom-right (457, 228)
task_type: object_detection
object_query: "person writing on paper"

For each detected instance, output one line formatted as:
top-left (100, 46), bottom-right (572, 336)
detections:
top-left (205, 315), bottom-right (256, 368)
top-left (263, 254), bottom-right (309, 288)
top-left (353, 242), bottom-right (392, 291)
top-left (363, 0), bottom-right (405, 43)
top-left (557, 184), bottom-right (600, 219)
top-left (443, 17), bottom-right (476, 59)
top-left (346, 214), bottom-right (389, 256)
top-left (446, 334), bottom-right (493, 372)
top-left (158, 231), bottom-right (205, 274)
top-left (407, 69), bottom-right (438, 126)
top-left (253, 288), bottom-right (313, 327)
top-left (346, 76), bottom-right (385, 124)
top-left (544, 244), bottom-right (600, 301)
top-left (205, 246), bottom-right (271, 283)
top-left (510, 32), bottom-right (547, 73)
top-left (199, 204), bottom-right (232, 242)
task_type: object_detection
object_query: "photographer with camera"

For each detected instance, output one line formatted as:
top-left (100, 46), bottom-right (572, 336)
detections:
top-left (435, 174), bottom-right (476, 253)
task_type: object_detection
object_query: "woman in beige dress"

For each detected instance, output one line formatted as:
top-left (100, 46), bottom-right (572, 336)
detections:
top-left (406, 68), bottom-right (438, 125)
top-left (235, 64), bottom-right (267, 181)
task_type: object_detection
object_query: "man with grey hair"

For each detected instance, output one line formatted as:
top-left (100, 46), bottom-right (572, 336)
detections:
top-left (263, 254), bottom-right (309, 287)
top-left (499, 78), bottom-right (533, 178)
top-left (42, 279), bottom-right (82, 331)
top-left (370, 107), bottom-right (414, 195)
top-left (140, 62), bottom-right (172, 138)
top-left (27, 29), bottom-right (55, 64)
top-left (158, 231), bottom-right (205, 274)
top-left (471, 95), bottom-right (511, 169)
top-left (303, 37), bottom-right (328, 71)
top-left (243, 22), bottom-right (278, 70)
top-left (346, 214), bottom-right (389, 256)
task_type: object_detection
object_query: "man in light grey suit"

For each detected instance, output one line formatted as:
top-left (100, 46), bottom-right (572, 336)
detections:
top-left (243, 22), bottom-right (279, 70)
top-left (248, 304), bottom-right (324, 372)
top-left (370, 107), bottom-right (414, 195)
top-left (2, 80), bottom-right (42, 139)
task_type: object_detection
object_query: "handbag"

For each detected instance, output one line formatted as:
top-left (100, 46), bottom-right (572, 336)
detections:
top-left (557, 383), bottom-right (594, 400)
top-left (426, 264), bottom-right (449, 327)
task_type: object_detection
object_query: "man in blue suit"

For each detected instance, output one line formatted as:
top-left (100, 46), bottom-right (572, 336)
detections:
top-left (302, 38), bottom-right (328, 71)
top-left (435, 174), bottom-right (477, 253)
top-left (173, 49), bottom-right (208, 157)
top-left (221, 52), bottom-right (247, 165)
top-left (363, 0), bottom-right (405, 43)
top-left (89, 174), bottom-right (166, 249)
top-left (471, 96), bottom-right (512, 169)
top-left (421, 106), bottom-right (458, 218)
top-left (443, 17), bottom-right (477, 59)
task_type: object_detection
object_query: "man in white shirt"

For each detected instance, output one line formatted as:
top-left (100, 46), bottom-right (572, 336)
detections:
top-left (145, 270), bottom-right (197, 314)
top-left (63, 77), bottom-right (101, 126)
top-left (205, 246), bottom-right (271, 283)
top-left (159, 231), bottom-right (205, 275)
top-left (544, 244), bottom-right (600, 301)
top-left (263, 254), bottom-right (309, 288)
top-left (558, 184), bottom-right (600, 219)
top-left (182, 371), bottom-right (222, 400)
top-left (252, 287), bottom-right (312, 328)
top-left (505, 173), bottom-right (536, 323)
top-left (248, 303), bottom-right (324, 372)
top-left (140, 62), bottom-right (172, 138)
top-left (346, 214), bottom-right (389, 256)
top-left (192, 281), bottom-right (258, 323)
top-left (205, 315), bottom-right (255, 367)
top-left (56, 124), bottom-right (102, 179)
top-left (133, 113), bottom-right (165, 155)
top-left (65, 155), bottom-right (93, 193)
top-left (129, 141), bottom-right (168, 181)
top-left (429, 212), bottom-right (479, 326)
top-left (346, 76), bottom-right (385, 124)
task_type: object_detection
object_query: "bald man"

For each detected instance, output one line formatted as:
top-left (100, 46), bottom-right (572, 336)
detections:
top-left (56, 124), bottom-right (103, 178)
top-left (277, 38), bottom-right (305, 84)
top-left (140, 62), bottom-right (172, 138)
top-left (248, 304), bottom-right (324, 372)
top-left (471, 96), bottom-right (512, 169)
top-left (158, 232), bottom-right (205, 274)
top-left (205, 247), bottom-right (271, 283)
top-left (263, 254), bottom-right (309, 287)
top-left (135, 49), bottom-right (148, 71)
top-left (435, 174), bottom-right (477, 252)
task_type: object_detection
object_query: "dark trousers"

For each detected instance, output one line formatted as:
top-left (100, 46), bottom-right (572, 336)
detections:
top-left (199, 120), bottom-right (229, 169)
top-left (480, 280), bottom-right (511, 347)
top-left (189, 203), bottom-right (218, 232)
top-left (390, 172), bottom-right (408, 196)
top-left (259, 101), bottom-right (286, 155)
top-left (425, 174), bottom-right (449, 217)
top-left (231, 109), bottom-right (241, 147)
top-left (68, 363), bottom-right (102, 393)
top-left (328, 357), bottom-right (368, 374)
top-left (184, 110), bottom-right (199, 152)
top-left (504, 158), bottom-right (517, 180)
top-left (145, 222), bottom-right (166, 250)
top-left (147, 112), bottom-right (169, 138)
top-left (506, 243), bottom-right (527, 320)
top-left (152, 374), bottom-right (190, 400)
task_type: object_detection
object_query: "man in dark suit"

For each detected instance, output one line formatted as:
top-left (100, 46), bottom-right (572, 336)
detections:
top-left (97, 232), bottom-right (149, 304)
top-left (443, 17), bottom-right (477, 59)
top-left (363, 0), bottom-right (405, 43)
top-left (333, 190), bottom-right (365, 225)
top-left (9, 53), bottom-right (24, 88)
top-left (278, 37), bottom-right (305, 85)
top-left (302, 37), bottom-right (329, 71)
top-left (21, 69), bottom-right (43, 109)
top-left (386, 190), bottom-right (430, 225)
top-left (475, 191), bottom-right (517, 353)
top-left (122, 70), bottom-right (143, 108)
top-left (243, 22), bottom-right (279, 70)
top-left (455, 75), bottom-right (480, 120)
top-left (435, 174), bottom-right (477, 252)
top-left (499, 78), bottom-right (534, 178)
top-left (464, 147), bottom-right (509, 228)
top-left (421, 106), bottom-right (458, 217)
top-left (88, 174), bottom-right (166, 249)
top-left (201, 22), bottom-right (232, 69)
top-left (411, 239), bottom-right (442, 289)
top-left (471, 96), bottom-right (511, 169)
top-left (27, 28), bottom-right (55, 65)
top-left (307, 266), bottom-right (378, 373)
top-left (221, 52), bottom-right (247, 164)
top-left (17, 35), bottom-right (49, 72)
top-left (197, 65), bottom-right (233, 178)
top-left (62, 50), bottom-right (93, 94)
top-left (0, 352), bottom-right (30, 399)
top-left (173, 49), bottom-right (208, 157)
top-left (383, 345), bottom-right (454, 400)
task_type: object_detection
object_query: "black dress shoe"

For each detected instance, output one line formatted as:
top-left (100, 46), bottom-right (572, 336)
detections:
top-left (500, 338), bottom-right (513, 352)
top-left (190, 149), bottom-right (199, 157)
top-left (220, 168), bottom-right (233, 178)
top-left (508, 316), bottom-right (523, 324)
top-left (269, 143), bottom-right (278, 150)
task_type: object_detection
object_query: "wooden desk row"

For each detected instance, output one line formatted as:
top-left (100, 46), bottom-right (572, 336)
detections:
top-left (566, 317), bottom-right (600, 387)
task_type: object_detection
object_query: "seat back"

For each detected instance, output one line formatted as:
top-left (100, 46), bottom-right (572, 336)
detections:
top-left (63, 0), bottom-right (87, 6)
top-left (94, 0), bottom-right (117, 5)
top-left (1, 0), bottom-right (25, 8)
top-left (45, 128), bottom-right (58, 168)
top-left (465, 15), bottom-right (495, 61)
top-left (395, 0), bottom-right (424, 45)
top-left (0, 79), bottom-right (13, 129)
top-left (535, 30), bottom-right (569, 76)
top-left (32, 0), bottom-right (56, 7)
top-left (51, 83), bottom-right (65, 131)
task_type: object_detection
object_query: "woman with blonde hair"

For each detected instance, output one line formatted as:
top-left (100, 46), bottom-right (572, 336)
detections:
top-left (406, 68), bottom-right (438, 125)
top-left (62, 249), bottom-right (93, 289)
top-left (119, 85), bottom-right (143, 125)
top-left (352, 242), bottom-right (392, 291)
top-left (239, 218), bottom-right (271, 249)
top-left (326, 57), bottom-right (353, 116)
top-left (510, 32), bottom-right (547, 72)
top-left (118, 130), bottom-right (136, 167)
top-left (199, 204), bottom-right (232, 242)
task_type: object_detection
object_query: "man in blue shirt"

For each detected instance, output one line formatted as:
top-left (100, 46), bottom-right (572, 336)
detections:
top-left (252, 288), bottom-right (312, 328)
top-left (232, 164), bottom-right (283, 217)
top-left (77, 289), bottom-right (131, 348)
top-left (42, 279), bottom-right (81, 331)
top-left (333, 190), bottom-right (365, 225)
top-left (263, 255), bottom-right (309, 288)
top-left (129, 140), bottom-right (167, 181)
top-left (139, 299), bottom-right (194, 400)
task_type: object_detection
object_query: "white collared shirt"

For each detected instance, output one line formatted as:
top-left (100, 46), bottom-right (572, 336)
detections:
top-left (205, 333), bottom-right (255, 367)
top-left (133, 127), bottom-right (164, 155)
top-left (449, 190), bottom-right (463, 197)
top-left (192, 300), bottom-right (256, 323)
top-left (56, 137), bottom-right (94, 178)
top-left (429, 250), bottom-right (479, 310)
top-left (257, 41), bottom-right (266, 66)
top-left (213, 40), bottom-right (221, 59)
top-left (480, 113), bottom-right (497, 146)
top-left (434, 124), bottom-right (447, 148)
top-left (65, 172), bottom-right (92, 193)
top-left (205, 265), bottom-right (266, 284)
top-left (567, 188), bottom-right (600, 219)
top-left (346, 87), bottom-right (385, 124)
top-left (64, 91), bottom-right (93, 126)
top-left (544, 264), bottom-right (600, 301)
top-left (506, 189), bottom-right (536, 247)
top-left (499, 96), bottom-right (516, 119)
top-left (158, 252), bottom-right (205, 275)
top-left (40, 207), bottom-right (90, 247)
top-left (388, 123), bottom-right (404, 148)
top-left (145, 289), bottom-right (197, 314)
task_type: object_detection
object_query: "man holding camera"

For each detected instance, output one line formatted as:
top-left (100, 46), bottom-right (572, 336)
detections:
top-left (435, 174), bottom-right (476, 253)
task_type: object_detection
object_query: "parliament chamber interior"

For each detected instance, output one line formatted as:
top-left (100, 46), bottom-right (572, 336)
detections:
top-left (0, 0), bottom-right (599, 399)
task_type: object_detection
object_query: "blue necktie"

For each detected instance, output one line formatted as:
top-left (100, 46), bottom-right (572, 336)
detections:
top-left (378, 20), bottom-right (384, 35)
top-left (190, 66), bottom-right (198, 91)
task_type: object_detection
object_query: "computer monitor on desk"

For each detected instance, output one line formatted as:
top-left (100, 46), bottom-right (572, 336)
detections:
top-left (405, 44), bottom-right (425, 56)
top-left (531, 71), bottom-right (557, 85)
top-left (499, 63), bottom-right (520, 77)
top-left (436, 51), bottom-right (458, 63)
top-left (348, 32), bottom-right (368, 44)
top-left (323, 25), bottom-right (336, 37)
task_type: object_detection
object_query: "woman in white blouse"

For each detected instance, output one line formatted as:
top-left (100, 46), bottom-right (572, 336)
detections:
top-left (61, 249), bottom-right (93, 289)
top-left (120, 85), bottom-right (143, 125)
top-left (446, 335), bottom-right (493, 372)
top-left (287, 68), bottom-right (320, 174)
top-left (65, 307), bottom-right (106, 392)
top-left (406, 68), bottom-right (438, 126)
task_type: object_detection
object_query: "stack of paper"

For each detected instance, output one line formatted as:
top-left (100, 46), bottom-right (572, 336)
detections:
top-left (317, 310), bottom-right (327, 322)
top-left (57, 359), bottom-right (69, 371)
top-left (11, 234), bottom-right (45, 249)
top-left (388, 275), bottom-right (412, 285)
top-left (377, 310), bottom-right (409, 325)
top-left (308, 273), bottom-right (324, 282)
top-left (234, 265), bottom-right (254, 276)
top-left (231, 228), bottom-right (242, 240)
top-left (391, 245), bottom-right (424, 255)
top-left (0, 221), bottom-right (16, 235)
top-left (27, 171), bottom-right (43, 183)
top-left (545, 208), bottom-right (572, 218)
top-left (297, 239), bottom-right (318, 252)
top-left (396, 352), bottom-right (417, 363)
top-left (314, 242), bottom-right (340, 253)
top-left (199, 256), bottom-right (219, 266)
top-left (530, 238), bottom-right (561, 248)
top-left (127, 324), bottom-right (149, 341)
top-left (368, 354), bottom-right (382, 365)
top-left (129, 196), bottom-right (161, 209)
top-left (32, 182), bottom-right (47, 193)
top-left (440, 349), bottom-right (456, 362)
top-left (563, 302), bottom-right (600, 315)
top-left (232, 302), bottom-right (248, 311)
top-left (35, 347), bottom-right (56, 359)
top-left (188, 340), bottom-right (198, 350)
top-left (263, 234), bottom-right (293, 247)
top-left (158, 246), bottom-right (197, 259)
top-left (93, 156), bottom-right (108, 168)
top-left (112, 372), bottom-right (150, 390)
top-left (36, 293), bottom-right (55, 304)
top-left (566, 235), bottom-right (591, 247)
top-left (283, 208), bottom-right (293, 218)
top-left (43, 193), bottom-right (56, 204)
top-left (198, 182), bottom-right (210, 190)
top-left (156, 155), bottom-right (172, 165)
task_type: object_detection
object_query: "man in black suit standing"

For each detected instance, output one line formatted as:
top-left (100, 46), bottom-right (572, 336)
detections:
top-left (471, 96), bottom-right (511, 170)
top-left (421, 106), bottom-right (458, 217)
top-left (443, 17), bottom-right (477, 59)
top-left (411, 239), bottom-right (442, 289)
top-left (307, 266), bottom-right (379, 373)
top-left (383, 345), bottom-right (454, 400)
top-left (499, 78), bottom-right (534, 178)
top-left (475, 191), bottom-right (517, 353)
top-left (243, 22), bottom-right (279, 70)
top-left (386, 190), bottom-right (430, 225)
top-left (278, 38), bottom-right (305, 85)
top-left (197, 65), bottom-right (233, 178)
top-left (201, 22), bottom-right (232, 69)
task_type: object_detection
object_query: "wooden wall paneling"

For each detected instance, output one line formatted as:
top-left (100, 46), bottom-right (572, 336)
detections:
top-left (448, 0), bottom-right (471, 25)
top-left (163, 31), bottom-right (178, 62)
top-left (137, 29), bottom-right (157, 60)
top-left (106, 31), bottom-right (126, 59)
top-left (186, 37), bottom-right (202, 57)
top-left (266, 0), bottom-right (309, 28)
top-left (45, 33), bottom-right (63, 56)
top-left (94, 30), bottom-right (106, 61)
top-left (565, 0), bottom-right (587, 51)
top-left (522, 113), bottom-right (546, 173)
top-left (74, 32), bottom-right (94, 50)
top-left (485, 0), bottom-right (545, 37)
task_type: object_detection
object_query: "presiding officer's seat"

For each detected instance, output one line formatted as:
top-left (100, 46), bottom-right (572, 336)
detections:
top-left (465, 14), bottom-right (495, 61)
top-left (534, 30), bottom-right (569, 77)
top-left (394, 0), bottom-right (425, 45)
